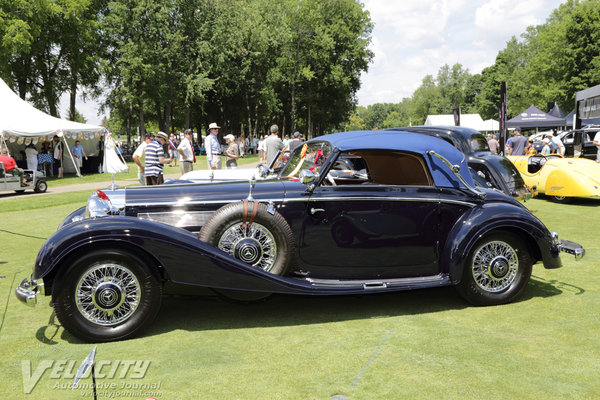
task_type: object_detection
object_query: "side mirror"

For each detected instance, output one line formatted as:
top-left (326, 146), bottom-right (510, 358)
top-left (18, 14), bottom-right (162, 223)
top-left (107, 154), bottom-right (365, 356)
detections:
top-left (300, 169), bottom-right (317, 186)
top-left (257, 164), bottom-right (270, 178)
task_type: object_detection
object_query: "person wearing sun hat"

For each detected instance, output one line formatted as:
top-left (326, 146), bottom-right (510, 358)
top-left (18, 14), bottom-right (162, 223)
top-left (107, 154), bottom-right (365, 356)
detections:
top-left (224, 134), bottom-right (239, 169)
top-left (541, 137), bottom-right (551, 155)
top-left (205, 122), bottom-right (222, 169)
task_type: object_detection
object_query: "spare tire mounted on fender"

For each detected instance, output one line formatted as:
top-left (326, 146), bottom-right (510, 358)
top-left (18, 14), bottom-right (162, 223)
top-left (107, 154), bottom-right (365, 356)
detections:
top-left (199, 201), bottom-right (294, 276)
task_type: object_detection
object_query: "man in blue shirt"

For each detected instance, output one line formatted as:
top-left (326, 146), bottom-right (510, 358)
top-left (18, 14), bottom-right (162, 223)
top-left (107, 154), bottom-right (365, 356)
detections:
top-left (144, 131), bottom-right (172, 185)
top-left (205, 122), bottom-right (222, 169)
top-left (71, 140), bottom-right (88, 176)
top-left (506, 127), bottom-right (528, 155)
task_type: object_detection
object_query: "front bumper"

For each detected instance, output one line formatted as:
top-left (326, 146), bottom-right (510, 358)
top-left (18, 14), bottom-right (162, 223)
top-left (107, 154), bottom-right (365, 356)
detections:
top-left (558, 239), bottom-right (585, 260)
top-left (15, 276), bottom-right (44, 307)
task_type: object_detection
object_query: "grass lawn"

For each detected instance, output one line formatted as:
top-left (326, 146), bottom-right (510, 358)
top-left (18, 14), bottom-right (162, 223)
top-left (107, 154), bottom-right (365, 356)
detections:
top-left (0, 194), bottom-right (598, 399)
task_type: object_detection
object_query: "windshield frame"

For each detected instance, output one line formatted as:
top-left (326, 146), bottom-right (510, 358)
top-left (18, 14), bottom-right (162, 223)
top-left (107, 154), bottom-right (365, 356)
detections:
top-left (278, 140), bottom-right (335, 180)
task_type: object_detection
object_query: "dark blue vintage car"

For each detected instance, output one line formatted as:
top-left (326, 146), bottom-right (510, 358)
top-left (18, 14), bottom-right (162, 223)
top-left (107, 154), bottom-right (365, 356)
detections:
top-left (16, 131), bottom-right (584, 342)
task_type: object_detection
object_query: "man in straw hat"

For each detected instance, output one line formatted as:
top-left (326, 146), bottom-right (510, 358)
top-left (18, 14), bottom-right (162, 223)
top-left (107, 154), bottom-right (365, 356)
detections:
top-left (205, 122), bottom-right (222, 169)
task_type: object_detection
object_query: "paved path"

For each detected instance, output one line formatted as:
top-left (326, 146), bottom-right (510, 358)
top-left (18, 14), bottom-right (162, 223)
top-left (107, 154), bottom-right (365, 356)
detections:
top-left (0, 162), bottom-right (261, 200)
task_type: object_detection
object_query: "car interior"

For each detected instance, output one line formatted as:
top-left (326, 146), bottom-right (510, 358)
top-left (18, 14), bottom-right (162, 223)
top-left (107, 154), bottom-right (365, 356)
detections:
top-left (327, 150), bottom-right (433, 186)
top-left (527, 155), bottom-right (547, 174)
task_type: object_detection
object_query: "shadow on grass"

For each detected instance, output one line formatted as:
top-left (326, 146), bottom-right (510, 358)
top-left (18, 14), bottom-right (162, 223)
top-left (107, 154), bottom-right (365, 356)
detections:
top-left (35, 311), bottom-right (61, 345)
top-left (145, 276), bottom-right (570, 338)
top-left (43, 276), bottom-right (574, 344)
top-left (537, 195), bottom-right (600, 207)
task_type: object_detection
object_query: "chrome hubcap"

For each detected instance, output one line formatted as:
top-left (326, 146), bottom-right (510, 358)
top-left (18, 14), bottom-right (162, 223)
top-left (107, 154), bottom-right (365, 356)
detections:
top-left (472, 241), bottom-right (518, 292)
top-left (76, 264), bottom-right (140, 326)
top-left (218, 223), bottom-right (277, 271)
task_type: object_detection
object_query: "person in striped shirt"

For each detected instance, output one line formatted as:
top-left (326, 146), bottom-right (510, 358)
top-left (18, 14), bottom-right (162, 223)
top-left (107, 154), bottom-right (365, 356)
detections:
top-left (144, 131), bottom-right (172, 185)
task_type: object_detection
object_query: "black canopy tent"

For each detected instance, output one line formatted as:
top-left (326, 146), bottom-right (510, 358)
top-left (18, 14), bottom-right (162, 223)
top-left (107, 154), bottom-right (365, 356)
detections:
top-left (548, 103), bottom-right (567, 118)
top-left (506, 105), bottom-right (566, 129)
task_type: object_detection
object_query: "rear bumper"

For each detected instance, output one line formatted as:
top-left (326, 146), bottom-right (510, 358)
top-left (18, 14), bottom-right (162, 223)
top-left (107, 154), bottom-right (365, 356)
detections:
top-left (15, 276), bottom-right (44, 307)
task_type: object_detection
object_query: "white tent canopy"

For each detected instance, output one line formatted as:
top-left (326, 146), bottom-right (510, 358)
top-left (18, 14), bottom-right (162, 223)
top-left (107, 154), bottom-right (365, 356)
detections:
top-left (0, 78), bottom-right (106, 173)
top-left (0, 78), bottom-right (105, 138)
top-left (424, 113), bottom-right (499, 131)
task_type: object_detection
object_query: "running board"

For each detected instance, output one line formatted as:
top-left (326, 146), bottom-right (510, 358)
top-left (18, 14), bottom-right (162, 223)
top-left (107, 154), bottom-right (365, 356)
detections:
top-left (305, 274), bottom-right (449, 290)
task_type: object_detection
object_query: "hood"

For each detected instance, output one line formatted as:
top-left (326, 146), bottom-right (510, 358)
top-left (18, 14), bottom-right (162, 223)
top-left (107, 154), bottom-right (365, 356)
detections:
top-left (122, 179), bottom-right (288, 208)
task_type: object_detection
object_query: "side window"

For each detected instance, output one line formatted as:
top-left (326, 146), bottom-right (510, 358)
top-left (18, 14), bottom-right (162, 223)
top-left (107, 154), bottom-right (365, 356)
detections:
top-left (329, 150), bottom-right (432, 186)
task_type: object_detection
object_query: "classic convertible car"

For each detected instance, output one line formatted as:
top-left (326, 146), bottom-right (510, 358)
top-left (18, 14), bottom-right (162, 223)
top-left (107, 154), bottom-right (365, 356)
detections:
top-left (16, 131), bottom-right (584, 342)
top-left (507, 153), bottom-right (600, 202)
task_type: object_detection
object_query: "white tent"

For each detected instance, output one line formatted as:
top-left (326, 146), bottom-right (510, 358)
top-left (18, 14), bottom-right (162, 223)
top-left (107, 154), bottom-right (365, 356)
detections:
top-left (482, 118), bottom-right (500, 131)
top-left (424, 113), bottom-right (499, 132)
top-left (0, 78), bottom-right (106, 174)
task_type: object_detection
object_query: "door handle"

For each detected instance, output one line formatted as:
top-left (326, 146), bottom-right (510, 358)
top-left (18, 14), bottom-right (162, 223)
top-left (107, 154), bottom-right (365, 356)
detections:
top-left (310, 208), bottom-right (325, 215)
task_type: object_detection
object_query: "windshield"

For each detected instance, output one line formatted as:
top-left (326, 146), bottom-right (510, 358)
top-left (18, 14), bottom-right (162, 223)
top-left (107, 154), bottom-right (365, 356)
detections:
top-left (279, 141), bottom-right (333, 179)
top-left (471, 136), bottom-right (490, 152)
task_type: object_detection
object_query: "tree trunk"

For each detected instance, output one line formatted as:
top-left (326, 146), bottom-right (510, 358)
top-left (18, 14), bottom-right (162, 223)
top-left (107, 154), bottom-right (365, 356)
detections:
top-left (307, 102), bottom-right (312, 139)
top-left (126, 102), bottom-right (132, 145)
top-left (69, 72), bottom-right (77, 121)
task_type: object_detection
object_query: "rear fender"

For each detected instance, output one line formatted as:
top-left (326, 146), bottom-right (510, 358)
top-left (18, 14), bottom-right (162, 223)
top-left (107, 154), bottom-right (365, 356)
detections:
top-left (441, 203), bottom-right (560, 283)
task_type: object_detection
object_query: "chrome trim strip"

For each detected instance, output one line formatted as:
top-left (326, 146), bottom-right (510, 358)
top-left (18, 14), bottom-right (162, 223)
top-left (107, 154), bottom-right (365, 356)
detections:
top-left (302, 196), bottom-right (476, 207)
top-left (127, 196), bottom-right (475, 208)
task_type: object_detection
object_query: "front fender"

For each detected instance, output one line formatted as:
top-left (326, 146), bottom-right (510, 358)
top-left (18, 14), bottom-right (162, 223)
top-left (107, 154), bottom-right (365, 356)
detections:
top-left (33, 216), bottom-right (312, 295)
top-left (442, 202), bottom-right (561, 283)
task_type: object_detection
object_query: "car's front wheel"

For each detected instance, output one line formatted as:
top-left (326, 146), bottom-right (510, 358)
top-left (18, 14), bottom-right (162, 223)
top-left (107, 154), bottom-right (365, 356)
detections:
top-left (457, 231), bottom-right (532, 305)
top-left (53, 249), bottom-right (162, 342)
top-left (552, 195), bottom-right (571, 203)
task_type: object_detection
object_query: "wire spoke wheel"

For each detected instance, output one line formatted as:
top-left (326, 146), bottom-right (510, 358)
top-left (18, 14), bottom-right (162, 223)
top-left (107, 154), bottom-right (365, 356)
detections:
top-left (471, 240), bottom-right (518, 293)
top-left (218, 222), bottom-right (277, 272)
top-left (75, 263), bottom-right (141, 326)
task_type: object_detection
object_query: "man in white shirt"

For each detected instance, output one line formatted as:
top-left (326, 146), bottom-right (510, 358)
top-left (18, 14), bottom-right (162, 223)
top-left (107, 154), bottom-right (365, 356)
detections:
top-left (205, 122), bottom-right (222, 169)
top-left (178, 129), bottom-right (195, 174)
top-left (132, 133), bottom-right (153, 185)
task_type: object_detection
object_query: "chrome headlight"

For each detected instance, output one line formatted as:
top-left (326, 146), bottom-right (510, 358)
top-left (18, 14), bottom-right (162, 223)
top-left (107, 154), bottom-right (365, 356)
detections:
top-left (85, 190), bottom-right (124, 218)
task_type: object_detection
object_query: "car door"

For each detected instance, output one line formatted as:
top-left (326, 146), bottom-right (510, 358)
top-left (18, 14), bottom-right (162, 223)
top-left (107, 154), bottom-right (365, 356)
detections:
top-left (297, 151), bottom-right (441, 279)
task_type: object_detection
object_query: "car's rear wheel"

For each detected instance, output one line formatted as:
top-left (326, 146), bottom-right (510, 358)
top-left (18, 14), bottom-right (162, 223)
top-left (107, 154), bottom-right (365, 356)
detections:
top-left (457, 231), bottom-right (532, 305)
top-left (199, 201), bottom-right (294, 276)
top-left (53, 249), bottom-right (162, 342)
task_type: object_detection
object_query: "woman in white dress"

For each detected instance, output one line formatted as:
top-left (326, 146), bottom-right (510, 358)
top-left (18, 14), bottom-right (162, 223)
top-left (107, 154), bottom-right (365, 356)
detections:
top-left (103, 132), bottom-right (129, 174)
top-left (25, 144), bottom-right (38, 171)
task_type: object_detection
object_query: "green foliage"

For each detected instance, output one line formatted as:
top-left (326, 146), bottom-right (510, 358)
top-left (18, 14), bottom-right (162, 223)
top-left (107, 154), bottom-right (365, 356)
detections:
top-left (344, 112), bottom-right (366, 131)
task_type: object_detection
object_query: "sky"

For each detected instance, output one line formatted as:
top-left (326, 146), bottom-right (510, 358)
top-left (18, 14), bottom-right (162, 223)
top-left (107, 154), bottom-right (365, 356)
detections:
top-left (356, 0), bottom-right (566, 107)
top-left (63, 0), bottom-right (566, 126)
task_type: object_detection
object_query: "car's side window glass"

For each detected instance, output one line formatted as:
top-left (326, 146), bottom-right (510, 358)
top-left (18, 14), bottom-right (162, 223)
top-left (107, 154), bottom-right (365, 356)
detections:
top-left (328, 150), bottom-right (432, 186)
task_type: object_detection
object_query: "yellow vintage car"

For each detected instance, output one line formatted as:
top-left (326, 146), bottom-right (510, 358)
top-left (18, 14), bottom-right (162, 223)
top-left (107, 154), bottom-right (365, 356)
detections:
top-left (507, 154), bottom-right (600, 202)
